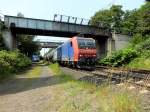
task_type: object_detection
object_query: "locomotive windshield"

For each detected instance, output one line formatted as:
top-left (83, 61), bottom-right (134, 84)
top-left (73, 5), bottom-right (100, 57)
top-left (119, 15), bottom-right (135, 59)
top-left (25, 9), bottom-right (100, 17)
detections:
top-left (77, 38), bottom-right (96, 49)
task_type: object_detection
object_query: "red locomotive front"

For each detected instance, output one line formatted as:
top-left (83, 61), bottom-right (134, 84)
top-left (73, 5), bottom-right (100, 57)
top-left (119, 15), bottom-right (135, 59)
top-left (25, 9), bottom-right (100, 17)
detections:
top-left (72, 37), bottom-right (97, 69)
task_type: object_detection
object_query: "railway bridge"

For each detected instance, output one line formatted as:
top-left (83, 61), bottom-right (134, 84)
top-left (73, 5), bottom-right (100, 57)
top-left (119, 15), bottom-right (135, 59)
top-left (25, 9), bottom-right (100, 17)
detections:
top-left (2, 14), bottom-right (113, 58)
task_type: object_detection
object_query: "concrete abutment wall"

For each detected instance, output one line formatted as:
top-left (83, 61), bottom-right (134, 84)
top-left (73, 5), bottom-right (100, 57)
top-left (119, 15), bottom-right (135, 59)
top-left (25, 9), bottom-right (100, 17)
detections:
top-left (95, 33), bottom-right (131, 59)
top-left (2, 29), bottom-right (17, 50)
top-left (95, 37), bottom-right (108, 59)
top-left (112, 33), bottom-right (131, 51)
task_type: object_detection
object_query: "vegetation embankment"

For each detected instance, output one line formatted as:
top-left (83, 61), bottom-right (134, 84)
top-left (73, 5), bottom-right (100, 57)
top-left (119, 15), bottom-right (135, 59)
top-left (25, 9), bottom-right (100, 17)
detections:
top-left (0, 18), bottom-right (39, 80)
top-left (0, 50), bottom-right (32, 80)
top-left (99, 34), bottom-right (150, 70)
top-left (91, 1), bottom-right (150, 69)
top-left (0, 32), bottom-right (7, 50)
top-left (49, 63), bottom-right (142, 112)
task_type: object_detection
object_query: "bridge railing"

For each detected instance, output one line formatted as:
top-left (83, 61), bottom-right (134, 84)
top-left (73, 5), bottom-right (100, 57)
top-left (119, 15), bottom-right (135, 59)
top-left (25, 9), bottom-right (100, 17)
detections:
top-left (53, 14), bottom-right (109, 28)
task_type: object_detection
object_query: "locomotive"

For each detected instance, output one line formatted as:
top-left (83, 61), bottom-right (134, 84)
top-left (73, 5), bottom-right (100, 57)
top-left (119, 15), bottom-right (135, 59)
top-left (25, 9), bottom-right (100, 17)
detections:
top-left (45, 36), bottom-right (97, 69)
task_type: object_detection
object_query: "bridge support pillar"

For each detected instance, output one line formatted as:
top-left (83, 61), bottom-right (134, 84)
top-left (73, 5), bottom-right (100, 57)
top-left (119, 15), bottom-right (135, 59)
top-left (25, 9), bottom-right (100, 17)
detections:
top-left (106, 33), bottom-right (131, 56)
top-left (106, 37), bottom-right (115, 56)
top-left (95, 37), bottom-right (108, 59)
top-left (2, 29), bottom-right (17, 50)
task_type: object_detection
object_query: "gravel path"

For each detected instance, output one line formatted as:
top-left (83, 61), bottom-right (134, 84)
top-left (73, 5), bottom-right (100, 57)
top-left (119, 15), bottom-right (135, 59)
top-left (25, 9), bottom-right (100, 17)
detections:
top-left (0, 66), bottom-right (60, 112)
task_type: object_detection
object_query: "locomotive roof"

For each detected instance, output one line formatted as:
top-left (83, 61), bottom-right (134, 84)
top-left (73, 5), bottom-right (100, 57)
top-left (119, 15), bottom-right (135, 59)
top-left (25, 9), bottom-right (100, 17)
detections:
top-left (76, 36), bottom-right (94, 40)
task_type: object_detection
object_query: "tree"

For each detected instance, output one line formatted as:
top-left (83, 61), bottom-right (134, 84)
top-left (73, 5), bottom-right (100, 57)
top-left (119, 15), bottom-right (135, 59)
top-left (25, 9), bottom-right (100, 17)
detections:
top-left (17, 12), bottom-right (24, 17)
top-left (136, 2), bottom-right (150, 35)
top-left (91, 5), bottom-right (124, 33)
top-left (91, 2), bottom-right (150, 36)
top-left (16, 13), bottom-right (39, 57)
top-left (121, 2), bottom-right (150, 36)
top-left (91, 9), bottom-right (112, 26)
top-left (110, 5), bottom-right (124, 33)
top-left (17, 35), bottom-right (39, 57)
top-left (0, 33), bottom-right (6, 50)
top-left (121, 9), bottom-right (139, 35)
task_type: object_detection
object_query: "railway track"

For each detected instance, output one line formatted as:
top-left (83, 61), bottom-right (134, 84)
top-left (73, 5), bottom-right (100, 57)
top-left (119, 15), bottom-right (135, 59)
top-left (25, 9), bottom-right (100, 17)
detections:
top-left (94, 66), bottom-right (150, 90)
top-left (61, 67), bottom-right (150, 112)
top-left (95, 66), bottom-right (150, 80)
top-left (66, 66), bottom-right (150, 90)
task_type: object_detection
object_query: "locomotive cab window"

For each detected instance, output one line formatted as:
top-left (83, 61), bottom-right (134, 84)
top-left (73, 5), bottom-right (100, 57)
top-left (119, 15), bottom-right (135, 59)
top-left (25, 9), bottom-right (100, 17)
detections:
top-left (87, 40), bottom-right (96, 48)
top-left (77, 38), bottom-right (95, 49)
top-left (78, 39), bottom-right (86, 48)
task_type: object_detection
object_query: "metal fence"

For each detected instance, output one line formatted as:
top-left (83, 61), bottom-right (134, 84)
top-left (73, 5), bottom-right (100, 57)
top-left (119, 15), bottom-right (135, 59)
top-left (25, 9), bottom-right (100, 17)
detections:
top-left (53, 14), bottom-right (109, 28)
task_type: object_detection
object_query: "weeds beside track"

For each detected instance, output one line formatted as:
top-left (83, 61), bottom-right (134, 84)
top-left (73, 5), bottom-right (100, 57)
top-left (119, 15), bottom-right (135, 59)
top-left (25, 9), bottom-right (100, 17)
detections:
top-left (65, 66), bottom-right (150, 90)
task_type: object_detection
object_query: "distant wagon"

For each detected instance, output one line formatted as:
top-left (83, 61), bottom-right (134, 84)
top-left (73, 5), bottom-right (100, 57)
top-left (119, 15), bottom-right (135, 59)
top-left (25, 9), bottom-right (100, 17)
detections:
top-left (32, 55), bottom-right (40, 62)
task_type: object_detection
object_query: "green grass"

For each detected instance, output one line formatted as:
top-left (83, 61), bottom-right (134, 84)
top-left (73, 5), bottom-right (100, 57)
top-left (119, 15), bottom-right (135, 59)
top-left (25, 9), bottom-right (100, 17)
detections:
top-left (17, 65), bottom-right (42, 88)
top-left (49, 63), bottom-right (62, 74)
top-left (25, 66), bottom-right (42, 78)
top-left (48, 63), bottom-right (143, 112)
top-left (0, 65), bottom-right (37, 82)
top-left (127, 57), bottom-right (150, 70)
top-left (96, 86), bottom-right (142, 112)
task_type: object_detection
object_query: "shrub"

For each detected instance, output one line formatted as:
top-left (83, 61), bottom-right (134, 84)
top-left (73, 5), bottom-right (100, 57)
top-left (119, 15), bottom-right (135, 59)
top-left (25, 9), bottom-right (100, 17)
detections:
top-left (129, 34), bottom-right (145, 47)
top-left (100, 48), bottom-right (138, 67)
top-left (0, 58), bottom-right (12, 75)
top-left (127, 57), bottom-right (150, 70)
top-left (0, 50), bottom-right (31, 79)
top-left (135, 37), bottom-right (150, 51)
top-left (99, 35), bottom-right (150, 68)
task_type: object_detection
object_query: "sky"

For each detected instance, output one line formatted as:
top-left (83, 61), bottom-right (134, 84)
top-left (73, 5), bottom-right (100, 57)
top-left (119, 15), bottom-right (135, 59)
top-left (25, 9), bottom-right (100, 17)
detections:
top-left (0, 0), bottom-right (145, 55)
top-left (0, 0), bottom-right (145, 20)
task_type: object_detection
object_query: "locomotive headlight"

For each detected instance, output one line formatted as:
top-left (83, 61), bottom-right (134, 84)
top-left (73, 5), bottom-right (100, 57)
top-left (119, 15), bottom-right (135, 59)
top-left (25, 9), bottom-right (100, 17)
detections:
top-left (79, 55), bottom-right (83, 57)
top-left (93, 55), bottom-right (96, 57)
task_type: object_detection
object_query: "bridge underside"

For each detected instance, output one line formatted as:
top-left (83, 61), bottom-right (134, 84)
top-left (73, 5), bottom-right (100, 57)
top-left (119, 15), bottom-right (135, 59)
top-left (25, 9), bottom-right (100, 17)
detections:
top-left (11, 27), bottom-right (109, 38)
top-left (94, 37), bottom-right (108, 59)
top-left (11, 27), bottom-right (78, 37)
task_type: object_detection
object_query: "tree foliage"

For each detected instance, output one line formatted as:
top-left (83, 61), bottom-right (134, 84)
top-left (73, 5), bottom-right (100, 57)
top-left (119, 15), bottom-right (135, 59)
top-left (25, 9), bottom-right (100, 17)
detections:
top-left (0, 33), bottom-right (6, 50)
top-left (137, 2), bottom-right (150, 35)
top-left (0, 50), bottom-right (31, 78)
top-left (91, 5), bottom-right (124, 33)
top-left (16, 12), bottom-right (39, 57)
top-left (100, 48), bottom-right (138, 67)
top-left (17, 35), bottom-right (39, 57)
top-left (91, 2), bottom-right (150, 36)
top-left (17, 12), bottom-right (24, 17)
top-left (121, 9), bottom-right (139, 35)
top-left (94, 2), bottom-right (150, 68)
